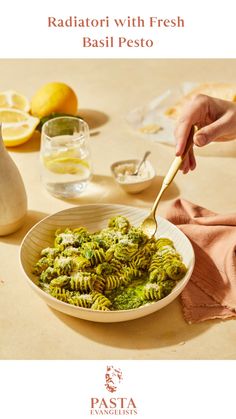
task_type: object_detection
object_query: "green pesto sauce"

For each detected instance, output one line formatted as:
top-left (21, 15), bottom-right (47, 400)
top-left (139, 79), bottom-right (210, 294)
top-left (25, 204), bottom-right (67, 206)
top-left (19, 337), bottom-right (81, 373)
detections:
top-left (105, 280), bottom-right (147, 310)
top-left (105, 277), bottom-right (177, 311)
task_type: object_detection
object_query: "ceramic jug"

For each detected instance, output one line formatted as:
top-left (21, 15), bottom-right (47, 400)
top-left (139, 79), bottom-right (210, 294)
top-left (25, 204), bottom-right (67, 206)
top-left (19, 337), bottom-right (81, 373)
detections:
top-left (0, 124), bottom-right (27, 235)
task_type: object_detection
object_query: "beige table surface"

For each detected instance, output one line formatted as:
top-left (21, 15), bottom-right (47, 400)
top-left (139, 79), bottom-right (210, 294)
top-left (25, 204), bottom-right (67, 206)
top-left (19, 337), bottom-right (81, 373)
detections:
top-left (0, 59), bottom-right (236, 360)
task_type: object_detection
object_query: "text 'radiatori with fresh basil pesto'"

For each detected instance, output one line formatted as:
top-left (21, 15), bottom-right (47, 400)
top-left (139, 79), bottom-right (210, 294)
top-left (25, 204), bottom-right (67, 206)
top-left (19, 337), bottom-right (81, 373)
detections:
top-left (47, 16), bottom-right (185, 48)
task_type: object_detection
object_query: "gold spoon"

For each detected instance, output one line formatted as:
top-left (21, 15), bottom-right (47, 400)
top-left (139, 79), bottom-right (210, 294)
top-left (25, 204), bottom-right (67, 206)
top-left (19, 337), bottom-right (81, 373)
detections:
top-left (140, 126), bottom-right (195, 238)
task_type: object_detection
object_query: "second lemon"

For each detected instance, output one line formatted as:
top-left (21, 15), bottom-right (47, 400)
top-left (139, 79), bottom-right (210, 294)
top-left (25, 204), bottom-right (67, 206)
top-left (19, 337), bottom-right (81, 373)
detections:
top-left (31, 82), bottom-right (78, 118)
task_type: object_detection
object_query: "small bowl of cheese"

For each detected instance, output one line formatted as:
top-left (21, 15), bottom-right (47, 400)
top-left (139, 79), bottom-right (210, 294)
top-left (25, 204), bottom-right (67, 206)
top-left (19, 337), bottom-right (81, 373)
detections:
top-left (111, 159), bottom-right (156, 194)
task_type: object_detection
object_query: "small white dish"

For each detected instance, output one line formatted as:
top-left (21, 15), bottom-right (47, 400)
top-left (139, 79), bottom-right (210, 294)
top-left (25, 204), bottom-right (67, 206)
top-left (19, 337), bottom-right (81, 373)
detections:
top-left (20, 204), bottom-right (195, 323)
top-left (111, 159), bottom-right (156, 194)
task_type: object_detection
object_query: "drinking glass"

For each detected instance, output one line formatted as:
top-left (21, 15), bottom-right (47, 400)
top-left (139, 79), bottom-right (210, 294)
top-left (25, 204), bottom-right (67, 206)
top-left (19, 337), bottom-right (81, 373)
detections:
top-left (40, 117), bottom-right (92, 198)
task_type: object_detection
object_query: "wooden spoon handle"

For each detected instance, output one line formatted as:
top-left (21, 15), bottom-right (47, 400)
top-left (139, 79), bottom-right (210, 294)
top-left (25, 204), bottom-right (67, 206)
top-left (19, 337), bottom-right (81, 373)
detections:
top-left (163, 125), bottom-right (195, 186)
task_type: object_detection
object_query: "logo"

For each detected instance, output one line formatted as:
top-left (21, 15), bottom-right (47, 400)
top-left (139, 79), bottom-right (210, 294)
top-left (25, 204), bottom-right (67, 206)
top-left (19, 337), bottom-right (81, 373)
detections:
top-left (90, 365), bottom-right (138, 416)
top-left (105, 365), bottom-right (123, 393)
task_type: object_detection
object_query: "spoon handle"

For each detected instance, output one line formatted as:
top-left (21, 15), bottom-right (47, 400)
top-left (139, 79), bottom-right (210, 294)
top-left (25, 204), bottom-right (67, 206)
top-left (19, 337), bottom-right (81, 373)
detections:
top-left (163, 125), bottom-right (195, 186)
top-left (150, 125), bottom-right (195, 215)
top-left (134, 150), bottom-right (151, 175)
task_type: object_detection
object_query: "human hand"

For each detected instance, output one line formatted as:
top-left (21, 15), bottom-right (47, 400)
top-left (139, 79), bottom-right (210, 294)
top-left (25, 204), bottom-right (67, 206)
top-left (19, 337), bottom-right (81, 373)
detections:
top-left (175, 94), bottom-right (236, 173)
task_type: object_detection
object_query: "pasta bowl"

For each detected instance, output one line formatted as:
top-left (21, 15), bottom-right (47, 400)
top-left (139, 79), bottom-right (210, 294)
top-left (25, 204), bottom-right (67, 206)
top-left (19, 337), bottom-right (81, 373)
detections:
top-left (20, 204), bottom-right (195, 323)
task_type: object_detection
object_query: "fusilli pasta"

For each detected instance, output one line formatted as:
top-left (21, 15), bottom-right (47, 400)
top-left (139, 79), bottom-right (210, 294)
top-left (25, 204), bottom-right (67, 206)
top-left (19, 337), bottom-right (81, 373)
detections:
top-left (33, 216), bottom-right (188, 311)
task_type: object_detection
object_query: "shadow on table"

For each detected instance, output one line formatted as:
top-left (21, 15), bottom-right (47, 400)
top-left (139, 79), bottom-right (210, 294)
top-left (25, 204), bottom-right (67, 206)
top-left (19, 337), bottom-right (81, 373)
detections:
top-left (78, 108), bottom-right (109, 130)
top-left (9, 131), bottom-right (41, 153)
top-left (140, 176), bottom-right (179, 203)
top-left (8, 109), bottom-right (109, 153)
top-left (50, 299), bottom-right (211, 352)
top-left (59, 175), bottom-right (180, 207)
top-left (0, 210), bottom-right (48, 245)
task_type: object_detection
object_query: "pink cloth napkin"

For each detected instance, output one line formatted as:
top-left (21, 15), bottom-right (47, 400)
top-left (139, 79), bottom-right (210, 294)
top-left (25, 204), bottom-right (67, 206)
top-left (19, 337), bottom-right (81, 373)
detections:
top-left (166, 199), bottom-right (236, 323)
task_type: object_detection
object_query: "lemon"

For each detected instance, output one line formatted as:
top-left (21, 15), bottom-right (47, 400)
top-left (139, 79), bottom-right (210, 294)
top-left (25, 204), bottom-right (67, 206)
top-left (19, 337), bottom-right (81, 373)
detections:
top-left (0, 108), bottom-right (39, 147)
top-left (44, 155), bottom-right (89, 175)
top-left (31, 82), bottom-right (78, 118)
top-left (0, 90), bottom-right (30, 112)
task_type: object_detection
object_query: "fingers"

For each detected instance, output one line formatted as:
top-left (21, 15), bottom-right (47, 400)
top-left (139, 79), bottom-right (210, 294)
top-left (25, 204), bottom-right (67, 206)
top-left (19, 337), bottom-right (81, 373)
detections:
top-left (194, 113), bottom-right (235, 146)
top-left (175, 95), bottom-right (236, 152)
top-left (175, 94), bottom-right (208, 156)
top-left (175, 122), bottom-right (193, 156)
top-left (180, 146), bottom-right (196, 174)
top-left (174, 94), bottom-right (236, 174)
top-left (188, 146), bottom-right (196, 170)
top-left (181, 155), bottom-right (190, 174)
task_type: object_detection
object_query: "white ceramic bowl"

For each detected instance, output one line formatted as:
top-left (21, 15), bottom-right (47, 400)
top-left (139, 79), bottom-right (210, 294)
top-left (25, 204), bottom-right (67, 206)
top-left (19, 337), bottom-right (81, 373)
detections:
top-left (20, 204), bottom-right (195, 323)
top-left (111, 159), bottom-right (156, 193)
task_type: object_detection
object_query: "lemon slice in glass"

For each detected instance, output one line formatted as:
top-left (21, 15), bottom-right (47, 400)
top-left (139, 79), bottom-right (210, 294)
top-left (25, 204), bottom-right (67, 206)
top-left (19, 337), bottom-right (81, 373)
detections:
top-left (0, 90), bottom-right (30, 112)
top-left (44, 156), bottom-right (90, 175)
top-left (0, 108), bottom-right (39, 146)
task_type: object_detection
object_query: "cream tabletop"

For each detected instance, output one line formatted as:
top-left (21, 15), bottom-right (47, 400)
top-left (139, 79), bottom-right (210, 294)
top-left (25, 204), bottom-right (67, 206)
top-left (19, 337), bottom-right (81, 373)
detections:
top-left (0, 59), bottom-right (236, 360)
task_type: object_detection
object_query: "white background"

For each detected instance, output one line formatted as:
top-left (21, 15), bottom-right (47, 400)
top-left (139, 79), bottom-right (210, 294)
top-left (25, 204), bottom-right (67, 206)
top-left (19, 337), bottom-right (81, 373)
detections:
top-left (1, 361), bottom-right (235, 419)
top-left (1, 0), bottom-right (236, 418)
top-left (0, 0), bottom-right (236, 58)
